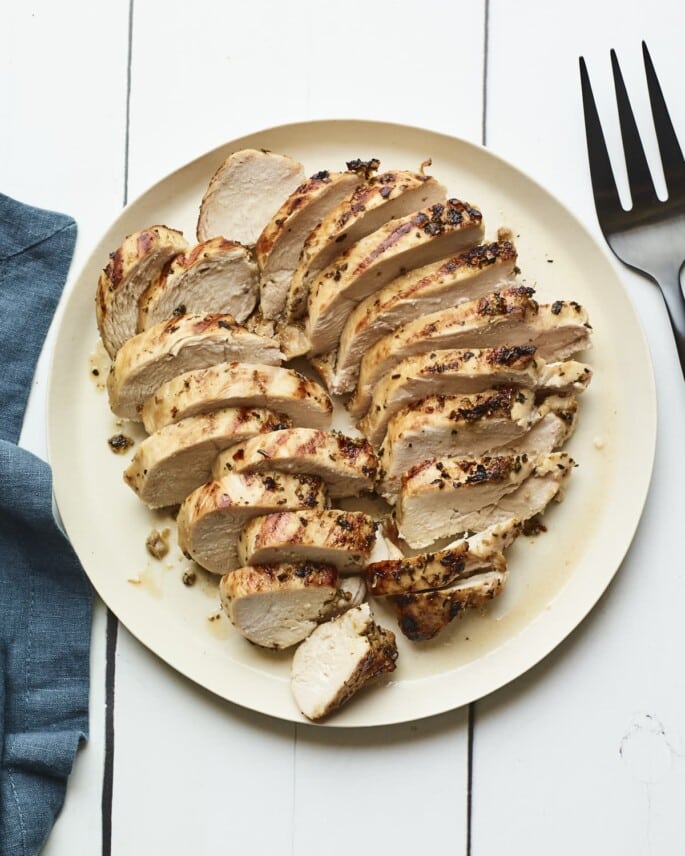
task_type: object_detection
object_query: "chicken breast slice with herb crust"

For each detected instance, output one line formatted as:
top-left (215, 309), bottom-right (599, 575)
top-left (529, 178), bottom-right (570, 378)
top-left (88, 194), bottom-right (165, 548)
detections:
top-left (197, 149), bottom-right (305, 246)
top-left (350, 288), bottom-right (591, 414)
top-left (107, 314), bottom-right (283, 420)
top-left (333, 240), bottom-right (519, 396)
top-left (358, 347), bottom-right (592, 446)
top-left (291, 602), bottom-right (398, 722)
top-left (257, 166), bottom-right (372, 320)
top-left (137, 238), bottom-right (259, 330)
top-left (141, 361), bottom-right (333, 433)
top-left (306, 199), bottom-right (485, 356)
top-left (96, 225), bottom-right (189, 358)
top-left (177, 471), bottom-right (328, 573)
top-left (283, 168), bottom-right (446, 324)
top-left (238, 509), bottom-right (377, 572)
top-left (377, 389), bottom-right (578, 500)
top-left (220, 563), bottom-right (366, 650)
top-left (377, 387), bottom-right (538, 500)
top-left (396, 451), bottom-right (575, 548)
top-left (212, 428), bottom-right (377, 497)
top-left (388, 567), bottom-right (509, 642)
top-left (123, 408), bottom-right (291, 508)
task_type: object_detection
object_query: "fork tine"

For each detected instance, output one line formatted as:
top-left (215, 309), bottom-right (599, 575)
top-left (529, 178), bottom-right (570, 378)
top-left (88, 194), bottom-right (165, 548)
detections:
top-left (610, 48), bottom-right (659, 209)
top-left (642, 41), bottom-right (685, 198)
top-left (579, 57), bottom-right (623, 223)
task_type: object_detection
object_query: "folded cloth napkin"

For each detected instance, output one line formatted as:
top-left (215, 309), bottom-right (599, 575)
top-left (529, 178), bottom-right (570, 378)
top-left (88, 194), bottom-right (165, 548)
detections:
top-left (0, 194), bottom-right (92, 855)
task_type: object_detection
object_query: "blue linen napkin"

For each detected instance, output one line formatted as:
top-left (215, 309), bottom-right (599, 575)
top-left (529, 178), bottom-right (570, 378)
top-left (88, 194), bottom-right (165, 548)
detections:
top-left (0, 194), bottom-right (92, 855)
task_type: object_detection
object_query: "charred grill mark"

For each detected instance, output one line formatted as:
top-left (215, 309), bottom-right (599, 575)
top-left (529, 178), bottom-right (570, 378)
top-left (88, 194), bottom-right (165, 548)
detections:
top-left (450, 388), bottom-right (516, 422)
top-left (487, 345), bottom-right (537, 366)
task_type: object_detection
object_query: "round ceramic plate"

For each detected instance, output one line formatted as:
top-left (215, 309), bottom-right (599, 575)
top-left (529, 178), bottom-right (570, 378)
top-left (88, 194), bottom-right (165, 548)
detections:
top-left (47, 120), bottom-right (656, 727)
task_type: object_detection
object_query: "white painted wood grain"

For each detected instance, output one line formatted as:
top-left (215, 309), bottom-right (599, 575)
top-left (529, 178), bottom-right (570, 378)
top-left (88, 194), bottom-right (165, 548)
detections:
top-left (471, 2), bottom-right (685, 853)
top-left (2, 4), bottom-right (128, 855)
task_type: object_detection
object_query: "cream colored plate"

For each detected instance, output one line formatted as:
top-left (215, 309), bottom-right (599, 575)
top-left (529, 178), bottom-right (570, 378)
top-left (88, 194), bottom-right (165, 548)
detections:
top-left (47, 120), bottom-right (656, 727)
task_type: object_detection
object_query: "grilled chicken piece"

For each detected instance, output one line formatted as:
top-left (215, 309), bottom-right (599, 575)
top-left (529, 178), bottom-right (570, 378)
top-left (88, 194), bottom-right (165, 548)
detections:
top-left (499, 395), bottom-right (578, 456)
top-left (197, 149), bottom-right (305, 246)
top-left (141, 361), bottom-right (333, 433)
top-left (238, 509), bottom-right (377, 572)
top-left (358, 347), bottom-right (592, 446)
top-left (306, 199), bottom-right (485, 356)
top-left (377, 387), bottom-right (537, 500)
top-left (96, 226), bottom-right (188, 357)
top-left (377, 389), bottom-right (578, 500)
top-left (389, 569), bottom-right (508, 642)
top-left (396, 452), bottom-right (575, 548)
top-left (284, 169), bottom-right (446, 323)
top-left (177, 471), bottom-right (327, 573)
top-left (334, 241), bottom-right (518, 397)
top-left (291, 602), bottom-right (398, 722)
top-left (256, 169), bottom-right (367, 320)
top-left (348, 287), bottom-right (591, 404)
top-left (107, 314), bottom-right (283, 420)
top-left (219, 562), bottom-right (366, 650)
top-left (212, 428), bottom-right (377, 497)
top-left (123, 408), bottom-right (291, 508)
top-left (137, 238), bottom-right (259, 330)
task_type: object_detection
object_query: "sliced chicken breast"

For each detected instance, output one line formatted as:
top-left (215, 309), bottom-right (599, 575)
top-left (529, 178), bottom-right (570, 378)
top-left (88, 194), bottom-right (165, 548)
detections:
top-left (396, 451), bottom-right (575, 548)
top-left (212, 428), bottom-right (377, 497)
top-left (96, 225), bottom-right (189, 357)
top-left (377, 389), bottom-right (577, 500)
top-left (358, 347), bottom-right (592, 446)
top-left (238, 509), bottom-right (377, 572)
top-left (141, 361), bottom-right (333, 433)
top-left (177, 471), bottom-right (328, 573)
top-left (377, 387), bottom-right (537, 499)
top-left (219, 563), bottom-right (365, 650)
top-left (123, 408), bottom-right (291, 508)
top-left (291, 602), bottom-right (398, 722)
top-left (388, 568), bottom-right (508, 641)
top-left (334, 241), bottom-right (519, 396)
top-left (348, 287), bottom-right (591, 403)
top-left (197, 149), bottom-right (305, 246)
top-left (107, 314), bottom-right (283, 421)
top-left (256, 168), bottom-right (367, 319)
top-left (306, 199), bottom-right (485, 356)
top-left (284, 169), bottom-right (446, 322)
top-left (138, 238), bottom-right (259, 330)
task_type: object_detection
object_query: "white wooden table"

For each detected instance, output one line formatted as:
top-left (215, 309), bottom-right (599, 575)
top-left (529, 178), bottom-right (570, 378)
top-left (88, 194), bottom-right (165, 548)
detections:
top-left (5, 1), bottom-right (685, 852)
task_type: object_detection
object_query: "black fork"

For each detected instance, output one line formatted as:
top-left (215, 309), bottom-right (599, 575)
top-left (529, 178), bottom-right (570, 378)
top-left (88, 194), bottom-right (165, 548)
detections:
top-left (579, 42), bottom-right (685, 379)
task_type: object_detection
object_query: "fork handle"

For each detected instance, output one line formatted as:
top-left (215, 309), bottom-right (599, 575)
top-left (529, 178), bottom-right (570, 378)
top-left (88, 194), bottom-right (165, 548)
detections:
top-left (657, 275), bottom-right (685, 381)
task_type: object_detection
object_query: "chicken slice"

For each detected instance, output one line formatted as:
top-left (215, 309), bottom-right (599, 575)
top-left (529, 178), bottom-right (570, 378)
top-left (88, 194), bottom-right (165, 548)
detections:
top-left (123, 408), bottom-right (291, 508)
top-left (256, 168), bottom-right (368, 319)
top-left (334, 241), bottom-right (519, 396)
top-left (177, 471), bottom-right (328, 573)
top-left (96, 225), bottom-right (189, 358)
top-left (388, 569), bottom-right (508, 641)
top-left (291, 602), bottom-right (398, 722)
top-left (197, 149), bottom-right (305, 246)
top-left (358, 347), bottom-right (592, 446)
top-left (212, 428), bottom-right (377, 497)
top-left (283, 169), bottom-right (446, 323)
top-left (219, 563), bottom-right (365, 650)
top-left (238, 509), bottom-right (377, 572)
top-left (137, 238), bottom-right (259, 330)
top-left (351, 288), bottom-right (591, 413)
top-left (141, 361), bottom-right (333, 433)
top-left (377, 389), bottom-right (577, 500)
top-left (306, 199), bottom-right (485, 356)
top-left (396, 452), bottom-right (575, 548)
top-left (107, 314), bottom-right (283, 421)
